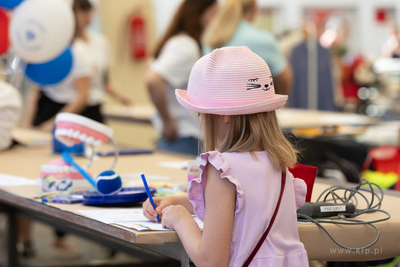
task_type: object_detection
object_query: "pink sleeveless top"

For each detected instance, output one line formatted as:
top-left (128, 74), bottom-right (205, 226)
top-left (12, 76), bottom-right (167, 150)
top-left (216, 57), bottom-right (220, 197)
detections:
top-left (188, 151), bottom-right (309, 267)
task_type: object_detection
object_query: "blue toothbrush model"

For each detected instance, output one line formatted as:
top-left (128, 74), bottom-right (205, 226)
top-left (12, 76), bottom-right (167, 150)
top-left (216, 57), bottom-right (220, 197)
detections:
top-left (61, 151), bottom-right (122, 195)
top-left (61, 151), bottom-right (96, 187)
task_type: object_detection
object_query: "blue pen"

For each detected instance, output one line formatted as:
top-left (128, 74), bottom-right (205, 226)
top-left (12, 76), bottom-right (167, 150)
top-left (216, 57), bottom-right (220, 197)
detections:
top-left (141, 174), bottom-right (160, 223)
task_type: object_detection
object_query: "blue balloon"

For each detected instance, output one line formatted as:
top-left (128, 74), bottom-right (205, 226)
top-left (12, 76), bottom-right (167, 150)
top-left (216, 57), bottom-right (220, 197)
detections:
top-left (25, 47), bottom-right (73, 86)
top-left (0, 0), bottom-right (24, 9)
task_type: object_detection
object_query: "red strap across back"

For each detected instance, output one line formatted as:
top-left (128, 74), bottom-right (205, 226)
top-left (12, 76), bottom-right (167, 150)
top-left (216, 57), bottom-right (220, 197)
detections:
top-left (242, 172), bottom-right (286, 267)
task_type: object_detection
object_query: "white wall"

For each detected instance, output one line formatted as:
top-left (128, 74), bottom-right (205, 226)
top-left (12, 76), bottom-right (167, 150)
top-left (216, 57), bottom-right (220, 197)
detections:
top-left (150, 0), bottom-right (183, 37)
top-left (149, 0), bottom-right (400, 56)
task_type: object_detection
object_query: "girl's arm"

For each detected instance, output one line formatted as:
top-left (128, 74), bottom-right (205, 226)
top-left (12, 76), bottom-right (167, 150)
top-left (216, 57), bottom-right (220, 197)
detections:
top-left (22, 85), bottom-right (40, 128)
top-left (162, 164), bottom-right (236, 267)
top-left (37, 77), bottom-right (90, 131)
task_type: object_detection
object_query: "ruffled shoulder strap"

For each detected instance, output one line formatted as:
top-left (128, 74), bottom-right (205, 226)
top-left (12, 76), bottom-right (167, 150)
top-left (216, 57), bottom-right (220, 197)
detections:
top-left (188, 151), bottom-right (245, 221)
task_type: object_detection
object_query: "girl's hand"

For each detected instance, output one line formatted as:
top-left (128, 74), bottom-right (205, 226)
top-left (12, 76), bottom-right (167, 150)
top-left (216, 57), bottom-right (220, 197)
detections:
top-left (161, 205), bottom-right (193, 231)
top-left (142, 197), bottom-right (175, 222)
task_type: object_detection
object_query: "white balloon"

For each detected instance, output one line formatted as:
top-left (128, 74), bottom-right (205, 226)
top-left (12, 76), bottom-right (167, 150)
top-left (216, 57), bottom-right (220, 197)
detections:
top-left (9, 0), bottom-right (75, 63)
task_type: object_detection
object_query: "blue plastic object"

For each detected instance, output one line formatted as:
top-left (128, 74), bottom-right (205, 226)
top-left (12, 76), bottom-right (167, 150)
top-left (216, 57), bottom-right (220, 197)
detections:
top-left (0, 0), bottom-right (23, 9)
top-left (76, 187), bottom-right (157, 205)
top-left (52, 126), bottom-right (84, 154)
top-left (61, 151), bottom-right (96, 187)
top-left (25, 47), bottom-right (73, 86)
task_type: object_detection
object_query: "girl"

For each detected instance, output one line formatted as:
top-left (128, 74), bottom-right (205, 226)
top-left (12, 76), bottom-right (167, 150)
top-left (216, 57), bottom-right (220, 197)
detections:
top-left (143, 46), bottom-right (308, 266)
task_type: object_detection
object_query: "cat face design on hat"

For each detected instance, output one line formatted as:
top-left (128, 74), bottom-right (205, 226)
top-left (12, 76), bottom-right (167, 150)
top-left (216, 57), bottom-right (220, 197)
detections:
top-left (246, 77), bottom-right (274, 91)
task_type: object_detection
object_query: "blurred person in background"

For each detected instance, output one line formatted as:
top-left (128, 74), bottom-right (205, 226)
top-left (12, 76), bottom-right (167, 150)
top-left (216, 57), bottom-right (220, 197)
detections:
top-left (22, 11), bottom-right (93, 130)
top-left (202, 0), bottom-right (292, 95)
top-left (146, 0), bottom-right (218, 155)
top-left (381, 21), bottom-right (400, 58)
top-left (72, 0), bottom-right (133, 109)
top-left (0, 81), bottom-right (21, 151)
top-left (23, 0), bottom-right (132, 131)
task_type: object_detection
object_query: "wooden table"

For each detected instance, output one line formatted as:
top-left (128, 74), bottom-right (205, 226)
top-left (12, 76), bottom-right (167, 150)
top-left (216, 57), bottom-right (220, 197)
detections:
top-left (275, 108), bottom-right (378, 128)
top-left (2, 131), bottom-right (400, 266)
top-left (102, 104), bottom-right (378, 129)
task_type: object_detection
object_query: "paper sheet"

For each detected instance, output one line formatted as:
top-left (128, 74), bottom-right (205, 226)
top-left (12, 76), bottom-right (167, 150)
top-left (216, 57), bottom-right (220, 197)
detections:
top-left (116, 216), bottom-right (204, 231)
top-left (0, 174), bottom-right (38, 187)
top-left (77, 208), bottom-right (203, 231)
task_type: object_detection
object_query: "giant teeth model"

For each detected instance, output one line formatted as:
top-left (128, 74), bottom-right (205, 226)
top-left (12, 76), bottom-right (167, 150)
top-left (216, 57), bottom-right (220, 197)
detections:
top-left (54, 113), bottom-right (113, 147)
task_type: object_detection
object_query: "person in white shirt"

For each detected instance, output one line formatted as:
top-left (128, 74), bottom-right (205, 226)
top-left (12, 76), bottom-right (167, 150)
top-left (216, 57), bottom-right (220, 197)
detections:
top-left (22, 38), bottom-right (93, 131)
top-left (146, 0), bottom-right (218, 155)
top-left (23, 0), bottom-right (132, 131)
top-left (72, 0), bottom-right (132, 109)
top-left (0, 81), bottom-right (22, 151)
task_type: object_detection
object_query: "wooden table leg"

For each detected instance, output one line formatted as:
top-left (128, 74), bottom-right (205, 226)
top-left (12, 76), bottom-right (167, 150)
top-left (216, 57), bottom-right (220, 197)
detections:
top-left (6, 208), bottom-right (18, 267)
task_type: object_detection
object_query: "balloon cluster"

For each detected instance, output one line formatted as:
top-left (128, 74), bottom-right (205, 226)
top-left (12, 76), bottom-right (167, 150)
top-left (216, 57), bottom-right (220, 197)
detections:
top-left (1, 0), bottom-right (75, 85)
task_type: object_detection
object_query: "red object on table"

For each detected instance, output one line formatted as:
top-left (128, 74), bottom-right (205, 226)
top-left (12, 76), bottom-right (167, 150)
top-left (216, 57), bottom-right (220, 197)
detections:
top-left (289, 164), bottom-right (317, 202)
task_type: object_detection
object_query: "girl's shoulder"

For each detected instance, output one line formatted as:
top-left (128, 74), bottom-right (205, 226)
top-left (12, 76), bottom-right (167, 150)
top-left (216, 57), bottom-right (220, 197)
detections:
top-left (201, 150), bottom-right (271, 168)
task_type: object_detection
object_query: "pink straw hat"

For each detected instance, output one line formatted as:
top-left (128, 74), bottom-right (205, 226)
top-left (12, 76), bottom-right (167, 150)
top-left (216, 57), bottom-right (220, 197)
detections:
top-left (175, 46), bottom-right (288, 115)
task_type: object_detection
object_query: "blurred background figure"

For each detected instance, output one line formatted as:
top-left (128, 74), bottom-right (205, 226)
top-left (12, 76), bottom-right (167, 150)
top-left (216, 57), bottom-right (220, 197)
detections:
top-left (146, 0), bottom-right (218, 155)
top-left (22, 4), bottom-right (93, 131)
top-left (0, 81), bottom-right (21, 151)
top-left (73, 0), bottom-right (133, 109)
top-left (202, 0), bottom-right (292, 95)
top-left (22, 0), bottom-right (133, 132)
top-left (288, 21), bottom-right (336, 111)
top-left (381, 21), bottom-right (400, 58)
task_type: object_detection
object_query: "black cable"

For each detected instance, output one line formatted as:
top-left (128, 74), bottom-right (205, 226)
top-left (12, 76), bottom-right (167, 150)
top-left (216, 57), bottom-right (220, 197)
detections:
top-left (300, 178), bottom-right (391, 250)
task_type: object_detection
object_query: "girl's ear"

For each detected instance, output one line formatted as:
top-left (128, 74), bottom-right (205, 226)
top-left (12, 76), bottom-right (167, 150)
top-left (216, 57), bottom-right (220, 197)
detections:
top-left (223, 115), bottom-right (230, 124)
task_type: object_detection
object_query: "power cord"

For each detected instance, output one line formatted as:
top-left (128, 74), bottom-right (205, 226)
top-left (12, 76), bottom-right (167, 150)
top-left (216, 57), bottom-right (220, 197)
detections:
top-left (298, 177), bottom-right (391, 251)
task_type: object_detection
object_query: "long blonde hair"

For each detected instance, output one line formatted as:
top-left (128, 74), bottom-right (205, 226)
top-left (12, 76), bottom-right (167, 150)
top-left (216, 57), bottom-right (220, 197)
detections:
top-left (202, 0), bottom-right (255, 49)
top-left (202, 111), bottom-right (297, 172)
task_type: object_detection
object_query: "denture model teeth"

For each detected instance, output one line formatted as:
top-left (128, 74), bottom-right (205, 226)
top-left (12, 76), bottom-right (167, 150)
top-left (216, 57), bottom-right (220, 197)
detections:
top-left (41, 159), bottom-right (86, 180)
top-left (54, 113), bottom-right (114, 147)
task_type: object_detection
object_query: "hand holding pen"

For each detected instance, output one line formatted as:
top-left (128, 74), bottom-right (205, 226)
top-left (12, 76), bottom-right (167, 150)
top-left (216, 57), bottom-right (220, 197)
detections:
top-left (142, 175), bottom-right (177, 223)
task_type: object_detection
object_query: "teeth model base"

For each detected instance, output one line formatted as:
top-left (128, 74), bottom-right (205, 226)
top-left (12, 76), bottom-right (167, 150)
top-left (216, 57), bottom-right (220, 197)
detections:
top-left (55, 113), bottom-right (114, 147)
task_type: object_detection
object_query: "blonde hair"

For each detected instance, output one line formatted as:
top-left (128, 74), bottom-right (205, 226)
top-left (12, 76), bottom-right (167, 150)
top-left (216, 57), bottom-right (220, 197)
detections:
top-left (202, 0), bottom-right (255, 49)
top-left (202, 111), bottom-right (297, 172)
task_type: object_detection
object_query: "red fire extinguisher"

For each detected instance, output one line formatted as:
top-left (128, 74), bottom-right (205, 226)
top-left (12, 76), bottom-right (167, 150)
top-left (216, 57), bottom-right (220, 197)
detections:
top-left (128, 12), bottom-right (147, 60)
